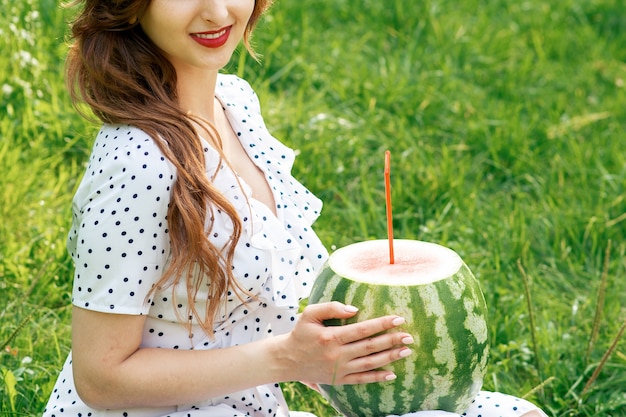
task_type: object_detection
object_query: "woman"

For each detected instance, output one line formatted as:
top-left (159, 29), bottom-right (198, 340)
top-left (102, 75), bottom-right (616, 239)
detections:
top-left (44, 1), bottom-right (547, 416)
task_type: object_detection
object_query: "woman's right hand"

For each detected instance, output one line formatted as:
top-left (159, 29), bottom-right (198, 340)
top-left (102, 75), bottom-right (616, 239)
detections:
top-left (277, 301), bottom-right (414, 385)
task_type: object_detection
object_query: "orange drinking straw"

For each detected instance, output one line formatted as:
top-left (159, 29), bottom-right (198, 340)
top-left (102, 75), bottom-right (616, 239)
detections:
top-left (384, 150), bottom-right (395, 264)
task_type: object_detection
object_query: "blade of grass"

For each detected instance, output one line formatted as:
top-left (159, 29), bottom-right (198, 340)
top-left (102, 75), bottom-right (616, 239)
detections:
top-left (522, 376), bottom-right (556, 400)
top-left (582, 318), bottom-right (626, 396)
top-left (586, 240), bottom-right (612, 363)
top-left (2, 369), bottom-right (18, 412)
top-left (518, 259), bottom-right (541, 378)
top-left (0, 314), bottom-right (31, 352)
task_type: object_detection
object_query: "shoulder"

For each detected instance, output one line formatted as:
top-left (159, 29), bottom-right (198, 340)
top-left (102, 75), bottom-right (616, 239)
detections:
top-left (91, 124), bottom-right (168, 156)
top-left (73, 124), bottom-right (176, 209)
top-left (87, 124), bottom-right (174, 174)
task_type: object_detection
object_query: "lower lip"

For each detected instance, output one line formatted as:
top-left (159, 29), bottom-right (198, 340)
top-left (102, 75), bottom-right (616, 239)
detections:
top-left (191, 27), bottom-right (231, 48)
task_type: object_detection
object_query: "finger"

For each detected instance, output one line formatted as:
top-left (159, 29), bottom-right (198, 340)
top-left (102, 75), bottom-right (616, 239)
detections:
top-left (342, 369), bottom-right (398, 385)
top-left (338, 316), bottom-right (407, 344)
top-left (348, 331), bottom-right (414, 358)
top-left (300, 301), bottom-right (359, 323)
top-left (342, 347), bottom-right (413, 384)
top-left (300, 381), bottom-right (321, 392)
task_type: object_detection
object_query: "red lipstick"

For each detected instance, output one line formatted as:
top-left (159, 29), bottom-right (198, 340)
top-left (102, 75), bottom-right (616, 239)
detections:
top-left (191, 26), bottom-right (231, 48)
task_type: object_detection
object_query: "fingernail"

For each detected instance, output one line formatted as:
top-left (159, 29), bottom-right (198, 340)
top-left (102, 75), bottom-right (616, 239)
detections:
top-left (385, 373), bottom-right (397, 381)
top-left (402, 336), bottom-right (414, 345)
top-left (391, 317), bottom-right (405, 326)
top-left (344, 305), bottom-right (359, 313)
top-left (399, 348), bottom-right (413, 358)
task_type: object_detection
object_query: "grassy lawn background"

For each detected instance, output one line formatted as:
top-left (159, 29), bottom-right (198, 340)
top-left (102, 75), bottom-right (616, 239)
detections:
top-left (1, 0), bottom-right (625, 415)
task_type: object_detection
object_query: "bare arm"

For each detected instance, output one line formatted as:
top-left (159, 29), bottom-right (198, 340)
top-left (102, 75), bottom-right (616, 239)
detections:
top-left (71, 302), bottom-right (413, 410)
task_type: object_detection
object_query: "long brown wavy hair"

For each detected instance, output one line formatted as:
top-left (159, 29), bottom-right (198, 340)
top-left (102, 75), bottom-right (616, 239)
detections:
top-left (66, 0), bottom-right (274, 337)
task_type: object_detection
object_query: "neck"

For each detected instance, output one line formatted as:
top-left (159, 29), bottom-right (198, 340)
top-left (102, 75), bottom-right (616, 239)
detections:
top-left (176, 69), bottom-right (228, 152)
top-left (177, 68), bottom-right (219, 123)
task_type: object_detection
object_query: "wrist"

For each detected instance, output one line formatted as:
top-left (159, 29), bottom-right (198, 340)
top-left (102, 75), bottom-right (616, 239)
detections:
top-left (259, 333), bottom-right (293, 383)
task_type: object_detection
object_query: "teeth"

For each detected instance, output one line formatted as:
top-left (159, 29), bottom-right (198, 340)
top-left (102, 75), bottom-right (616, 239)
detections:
top-left (195, 29), bottom-right (226, 39)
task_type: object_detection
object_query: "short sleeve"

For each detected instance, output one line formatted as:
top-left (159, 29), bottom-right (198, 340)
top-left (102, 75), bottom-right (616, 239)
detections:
top-left (67, 125), bottom-right (176, 315)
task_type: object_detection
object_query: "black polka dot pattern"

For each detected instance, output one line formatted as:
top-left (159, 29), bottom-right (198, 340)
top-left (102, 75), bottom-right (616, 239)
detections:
top-left (67, 125), bottom-right (175, 315)
top-left (44, 77), bottom-right (548, 417)
top-left (43, 75), bottom-right (330, 417)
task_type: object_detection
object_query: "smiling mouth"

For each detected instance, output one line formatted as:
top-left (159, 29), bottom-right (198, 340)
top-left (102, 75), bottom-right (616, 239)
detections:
top-left (190, 26), bottom-right (232, 48)
top-left (194, 28), bottom-right (228, 39)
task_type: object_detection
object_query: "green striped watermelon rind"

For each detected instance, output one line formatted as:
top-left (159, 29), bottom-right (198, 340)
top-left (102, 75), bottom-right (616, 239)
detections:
top-left (307, 241), bottom-right (489, 417)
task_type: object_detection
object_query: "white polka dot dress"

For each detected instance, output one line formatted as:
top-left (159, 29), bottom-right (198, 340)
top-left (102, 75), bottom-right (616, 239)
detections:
top-left (43, 74), bottom-right (329, 417)
top-left (43, 74), bottom-right (547, 417)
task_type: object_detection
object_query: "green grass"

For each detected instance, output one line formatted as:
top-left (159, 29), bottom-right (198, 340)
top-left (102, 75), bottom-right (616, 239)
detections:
top-left (1, 0), bottom-right (625, 416)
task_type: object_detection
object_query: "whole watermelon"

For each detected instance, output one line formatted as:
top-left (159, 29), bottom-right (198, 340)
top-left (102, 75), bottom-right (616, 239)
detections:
top-left (308, 239), bottom-right (489, 417)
